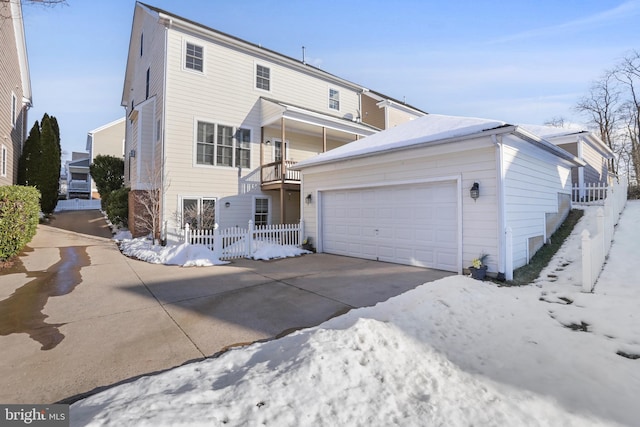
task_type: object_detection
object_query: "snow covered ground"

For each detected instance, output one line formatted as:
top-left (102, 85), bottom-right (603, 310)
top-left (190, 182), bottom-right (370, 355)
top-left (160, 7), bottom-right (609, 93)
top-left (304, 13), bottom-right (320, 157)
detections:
top-left (72, 202), bottom-right (640, 426)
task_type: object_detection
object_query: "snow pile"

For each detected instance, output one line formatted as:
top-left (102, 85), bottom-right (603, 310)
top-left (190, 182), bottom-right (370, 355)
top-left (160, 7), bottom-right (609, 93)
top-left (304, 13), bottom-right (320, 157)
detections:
top-left (73, 202), bottom-right (640, 426)
top-left (71, 311), bottom-right (611, 427)
top-left (116, 235), bottom-right (309, 266)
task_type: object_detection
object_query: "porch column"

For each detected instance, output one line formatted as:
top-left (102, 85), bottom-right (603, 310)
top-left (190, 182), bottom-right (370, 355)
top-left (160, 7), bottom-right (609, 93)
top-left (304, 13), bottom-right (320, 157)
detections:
top-left (322, 126), bottom-right (327, 152)
top-left (280, 117), bottom-right (286, 224)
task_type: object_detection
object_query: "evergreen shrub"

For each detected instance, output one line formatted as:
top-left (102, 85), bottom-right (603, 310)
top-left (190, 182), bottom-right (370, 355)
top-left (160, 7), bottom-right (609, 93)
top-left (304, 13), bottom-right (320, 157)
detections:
top-left (106, 187), bottom-right (129, 227)
top-left (0, 186), bottom-right (40, 260)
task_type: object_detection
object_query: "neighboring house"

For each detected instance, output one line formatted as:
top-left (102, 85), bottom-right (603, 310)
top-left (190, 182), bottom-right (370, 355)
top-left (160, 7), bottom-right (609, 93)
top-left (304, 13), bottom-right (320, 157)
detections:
top-left (0, 0), bottom-right (32, 186)
top-left (86, 117), bottom-right (125, 199)
top-left (523, 125), bottom-right (614, 199)
top-left (65, 152), bottom-right (91, 199)
top-left (122, 2), bottom-right (425, 240)
top-left (293, 114), bottom-right (585, 281)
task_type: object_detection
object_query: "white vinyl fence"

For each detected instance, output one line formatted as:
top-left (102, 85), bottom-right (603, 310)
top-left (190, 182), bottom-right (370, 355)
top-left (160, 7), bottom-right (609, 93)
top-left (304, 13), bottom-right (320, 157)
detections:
top-left (580, 176), bottom-right (628, 292)
top-left (571, 182), bottom-right (609, 204)
top-left (184, 220), bottom-right (304, 260)
top-left (54, 198), bottom-right (101, 212)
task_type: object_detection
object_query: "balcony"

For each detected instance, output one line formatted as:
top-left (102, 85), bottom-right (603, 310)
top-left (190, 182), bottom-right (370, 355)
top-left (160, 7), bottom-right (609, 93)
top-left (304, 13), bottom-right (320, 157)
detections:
top-left (68, 180), bottom-right (91, 192)
top-left (261, 160), bottom-right (300, 191)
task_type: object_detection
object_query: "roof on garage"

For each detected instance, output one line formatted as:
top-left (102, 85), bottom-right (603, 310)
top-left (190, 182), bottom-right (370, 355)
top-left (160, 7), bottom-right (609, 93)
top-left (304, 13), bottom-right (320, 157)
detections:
top-left (292, 114), bottom-right (584, 169)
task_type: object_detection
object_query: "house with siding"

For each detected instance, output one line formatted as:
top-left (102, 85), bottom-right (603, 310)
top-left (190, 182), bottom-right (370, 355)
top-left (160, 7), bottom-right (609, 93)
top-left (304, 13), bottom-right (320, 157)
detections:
top-left (122, 2), bottom-right (425, 240)
top-left (523, 125), bottom-right (614, 199)
top-left (0, 0), bottom-right (32, 186)
top-left (87, 117), bottom-right (125, 198)
top-left (293, 114), bottom-right (585, 280)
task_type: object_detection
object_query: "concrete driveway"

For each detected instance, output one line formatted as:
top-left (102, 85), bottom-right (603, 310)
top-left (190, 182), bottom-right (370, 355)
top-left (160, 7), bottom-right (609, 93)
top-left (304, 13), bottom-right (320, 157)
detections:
top-left (0, 210), bottom-right (453, 404)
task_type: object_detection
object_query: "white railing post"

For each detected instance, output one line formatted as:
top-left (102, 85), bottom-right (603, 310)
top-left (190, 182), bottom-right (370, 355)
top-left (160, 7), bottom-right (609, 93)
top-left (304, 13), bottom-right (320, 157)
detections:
top-left (596, 207), bottom-right (605, 257)
top-left (213, 223), bottom-right (222, 256)
top-left (184, 223), bottom-right (190, 244)
top-left (299, 219), bottom-right (304, 247)
top-left (581, 229), bottom-right (592, 292)
top-left (247, 220), bottom-right (254, 258)
top-left (505, 227), bottom-right (513, 281)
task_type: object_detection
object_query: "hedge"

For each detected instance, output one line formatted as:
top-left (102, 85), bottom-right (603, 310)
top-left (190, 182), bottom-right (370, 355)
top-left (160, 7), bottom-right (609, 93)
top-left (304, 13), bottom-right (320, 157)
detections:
top-left (0, 186), bottom-right (41, 261)
top-left (106, 187), bottom-right (129, 227)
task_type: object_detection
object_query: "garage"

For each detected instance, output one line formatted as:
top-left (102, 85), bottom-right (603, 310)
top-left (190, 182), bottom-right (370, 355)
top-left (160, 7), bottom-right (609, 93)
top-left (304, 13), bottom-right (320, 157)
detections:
top-left (320, 180), bottom-right (459, 271)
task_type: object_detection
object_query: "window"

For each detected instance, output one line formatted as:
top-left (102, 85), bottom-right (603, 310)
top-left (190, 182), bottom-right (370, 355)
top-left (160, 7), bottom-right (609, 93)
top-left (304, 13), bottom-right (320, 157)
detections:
top-left (1, 145), bottom-right (6, 177)
top-left (217, 125), bottom-right (233, 167)
top-left (145, 67), bottom-right (150, 99)
top-left (196, 121), bottom-right (215, 165)
top-left (185, 42), bottom-right (203, 72)
top-left (196, 121), bottom-right (251, 168)
top-left (11, 93), bottom-right (17, 127)
top-left (256, 64), bottom-right (270, 91)
top-left (182, 197), bottom-right (216, 229)
top-left (254, 197), bottom-right (269, 226)
top-left (329, 88), bottom-right (340, 110)
top-left (236, 128), bottom-right (251, 168)
top-left (274, 140), bottom-right (288, 162)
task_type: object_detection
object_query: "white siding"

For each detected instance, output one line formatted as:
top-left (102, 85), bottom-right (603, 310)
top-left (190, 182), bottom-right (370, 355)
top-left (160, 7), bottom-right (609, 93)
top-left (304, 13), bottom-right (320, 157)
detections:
top-left (300, 137), bottom-right (499, 273)
top-left (502, 135), bottom-right (572, 269)
top-left (160, 24), bottom-right (364, 241)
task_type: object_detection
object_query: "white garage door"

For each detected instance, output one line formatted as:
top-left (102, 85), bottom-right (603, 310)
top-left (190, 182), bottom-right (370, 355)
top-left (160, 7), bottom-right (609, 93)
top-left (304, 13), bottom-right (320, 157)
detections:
top-left (321, 181), bottom-right (458, 271)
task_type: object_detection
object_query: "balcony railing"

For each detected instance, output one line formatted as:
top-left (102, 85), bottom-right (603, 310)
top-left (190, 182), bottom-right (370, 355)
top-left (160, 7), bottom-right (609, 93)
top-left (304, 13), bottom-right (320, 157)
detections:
top-left (68, 180), bottom-right (90, 192)
top-left (261, 160), bottom-right (300, 186)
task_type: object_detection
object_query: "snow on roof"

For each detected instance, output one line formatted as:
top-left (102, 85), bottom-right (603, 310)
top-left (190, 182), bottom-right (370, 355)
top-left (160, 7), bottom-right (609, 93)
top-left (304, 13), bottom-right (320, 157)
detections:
top-left (521, 124), bottom-right (586, 139)
top-left (294, 114), bottom-right (507, 169)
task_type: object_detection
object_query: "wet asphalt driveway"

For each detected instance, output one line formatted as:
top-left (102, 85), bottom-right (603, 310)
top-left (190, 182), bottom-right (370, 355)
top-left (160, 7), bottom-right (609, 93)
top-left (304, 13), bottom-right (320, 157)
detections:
top-left (0, 210), bottom-right (453, 404)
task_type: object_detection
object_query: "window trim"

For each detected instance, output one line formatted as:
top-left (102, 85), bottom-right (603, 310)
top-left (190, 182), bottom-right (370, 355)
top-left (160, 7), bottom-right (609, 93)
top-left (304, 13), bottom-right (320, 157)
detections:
top-left (183, 40), bottom-right (204, 73)
top-left (179, 196), bottom-right (217, 230)
top-left (255, 63), bottom-right (271, 92)
top-left (328, 87), bottom-right (340, 111)
top-left (253, 196), bottom-right (271, 226)
top-left (194, 119), bottom-right (252, 169)
top-left (11, 92), bottom-right (17, 127)
top-left (1, 144), bottom-right (7, 177)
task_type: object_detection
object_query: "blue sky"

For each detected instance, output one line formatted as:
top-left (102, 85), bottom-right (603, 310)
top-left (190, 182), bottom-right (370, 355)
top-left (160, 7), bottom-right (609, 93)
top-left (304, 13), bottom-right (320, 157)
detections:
top-left (21, 0), bottom-right (640, 160)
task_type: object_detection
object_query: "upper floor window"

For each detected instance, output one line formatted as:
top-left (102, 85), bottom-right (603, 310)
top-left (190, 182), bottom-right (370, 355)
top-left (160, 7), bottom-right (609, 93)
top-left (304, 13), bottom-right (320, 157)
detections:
top-left (11, 93), bottom-right (17, 127)
top-left (329, 88), bottom-right (340, 111)
top-left (196, 121), bottom-right (251, 168)
top-left (185, 42), bottom-right (203, 72)
top-left (145, 67), bottom-right (150, 99)
top-left (1, 145), bottom-right (7, 177)
top-left (256, 64), bottom-right (270, 91)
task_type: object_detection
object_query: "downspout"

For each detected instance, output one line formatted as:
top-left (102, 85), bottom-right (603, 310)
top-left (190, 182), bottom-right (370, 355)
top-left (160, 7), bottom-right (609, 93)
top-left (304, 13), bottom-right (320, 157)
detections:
top-left (161, 21), bottom-right (170, 243)
top-left (493, 134), bottom-right (509, 279)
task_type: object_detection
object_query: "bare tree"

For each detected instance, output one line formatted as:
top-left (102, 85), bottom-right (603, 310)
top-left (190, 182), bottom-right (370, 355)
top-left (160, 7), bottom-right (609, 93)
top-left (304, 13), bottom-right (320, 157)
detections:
top-left (615, 51), bottom-right (640, 182)
top-left (543, 116), bottom-right (567, 128)
top-left (133, 161), bottom-right (168, 244)
top-left (575, 70), bottom-right (621, 174)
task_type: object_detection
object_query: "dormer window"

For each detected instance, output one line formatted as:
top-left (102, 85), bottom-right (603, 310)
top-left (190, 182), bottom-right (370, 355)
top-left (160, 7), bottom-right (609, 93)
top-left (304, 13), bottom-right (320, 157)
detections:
top-left (185, 42), bottom-right (203, 72)
top-left (329, 88), bottom-right (340, 111)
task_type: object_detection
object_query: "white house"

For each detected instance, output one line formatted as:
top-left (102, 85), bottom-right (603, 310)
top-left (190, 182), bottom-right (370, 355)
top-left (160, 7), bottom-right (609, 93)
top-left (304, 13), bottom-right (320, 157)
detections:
top-left (86, 117), bottom-right (125, 199)
top-left (292, 114), bottom-right (585, 280)
top-left (0, 0), bottom-right (32, 186)
top-left (122, 2), bottom-right (425, 240)
top-left (65, 152), bottom-right (91, 199)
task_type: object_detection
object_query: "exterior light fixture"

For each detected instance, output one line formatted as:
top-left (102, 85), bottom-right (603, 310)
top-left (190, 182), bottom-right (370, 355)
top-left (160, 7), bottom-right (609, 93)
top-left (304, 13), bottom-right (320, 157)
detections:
top-left (129, 149), bottom-right (136, 158)
top-left (225, 201), bottom-right (231, 208)
top-left (305, 194), bottom-right (312, 205)
top-left (470, 182), bottom-right (480, 201)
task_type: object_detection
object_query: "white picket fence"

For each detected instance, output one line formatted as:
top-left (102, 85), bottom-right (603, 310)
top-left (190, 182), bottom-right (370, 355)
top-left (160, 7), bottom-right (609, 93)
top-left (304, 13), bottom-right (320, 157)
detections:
top-left (580, 176), bottom-right (628, 292)
top-left (184, 220), bottom-right (304, 260)
top-left (571, 182), bottom-right (609, 204)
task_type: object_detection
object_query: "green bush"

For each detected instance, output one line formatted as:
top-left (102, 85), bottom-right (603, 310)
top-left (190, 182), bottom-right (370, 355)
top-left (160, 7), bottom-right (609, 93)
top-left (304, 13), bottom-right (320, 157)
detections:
top-left (106, 187), bottom-right (129, 227)
top-left (0, 186), bottom-right (41, 261)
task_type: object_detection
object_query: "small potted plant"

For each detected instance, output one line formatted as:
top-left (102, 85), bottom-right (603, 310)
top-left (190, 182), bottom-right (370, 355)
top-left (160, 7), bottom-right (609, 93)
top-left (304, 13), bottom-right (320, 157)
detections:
top-left (302, 237), bottom-right (315, 252)
top-left (469, 254), bottom-right (488, 280)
